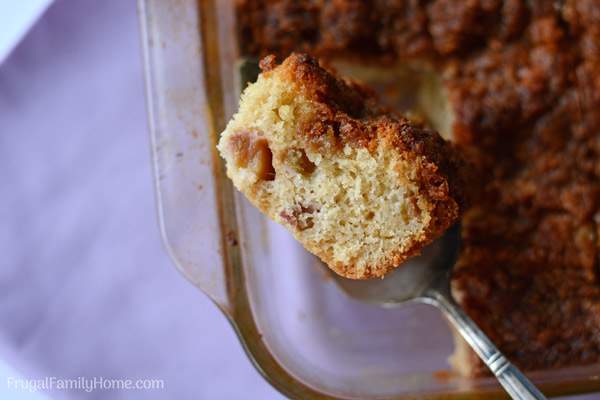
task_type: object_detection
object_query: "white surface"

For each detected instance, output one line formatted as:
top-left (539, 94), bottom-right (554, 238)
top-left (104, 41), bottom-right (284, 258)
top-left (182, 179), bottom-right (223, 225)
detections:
top-left (0, 0), bottom-right (53, 64)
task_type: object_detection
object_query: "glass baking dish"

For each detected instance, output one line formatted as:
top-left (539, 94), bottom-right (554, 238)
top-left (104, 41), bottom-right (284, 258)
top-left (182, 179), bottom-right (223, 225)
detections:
top-left (137, 0), bottom-right (600, 398)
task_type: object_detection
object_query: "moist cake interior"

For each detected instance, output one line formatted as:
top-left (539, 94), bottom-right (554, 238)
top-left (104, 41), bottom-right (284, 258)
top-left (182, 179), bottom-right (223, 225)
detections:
top-left (221, 55), bottom-right (464, 279)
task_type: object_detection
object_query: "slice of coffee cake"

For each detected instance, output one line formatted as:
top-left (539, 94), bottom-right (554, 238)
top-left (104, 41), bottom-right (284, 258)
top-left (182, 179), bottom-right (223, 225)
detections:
top-left (218, 54), bottom-right (465, 279)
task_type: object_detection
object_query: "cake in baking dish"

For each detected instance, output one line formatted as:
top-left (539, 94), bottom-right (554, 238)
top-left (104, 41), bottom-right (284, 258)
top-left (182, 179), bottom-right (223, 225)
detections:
top-left (236, 0), bottom-right (600, 376)
top-left (218, 53), bottom-right (466, 279)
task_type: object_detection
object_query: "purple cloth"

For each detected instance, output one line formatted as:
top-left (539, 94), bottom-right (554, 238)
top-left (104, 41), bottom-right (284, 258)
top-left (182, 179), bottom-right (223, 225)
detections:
top-left (0, 0), bottom-right (280, 398)
top-left (0, 0), bottom-right (596, 399)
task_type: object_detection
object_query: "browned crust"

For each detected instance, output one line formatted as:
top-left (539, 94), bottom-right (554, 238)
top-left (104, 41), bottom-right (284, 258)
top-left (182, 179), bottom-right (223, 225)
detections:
top-left (237, 1), bottom-right (600, 375)
top-left (264, 54), bottom-right (466, 279)
top-left (236, 0), bottom-right (530, 62)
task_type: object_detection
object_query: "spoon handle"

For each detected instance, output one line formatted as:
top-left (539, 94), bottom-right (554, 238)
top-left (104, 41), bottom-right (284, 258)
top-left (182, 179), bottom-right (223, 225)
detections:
top-left (425, 288), bottom-right (547, 400)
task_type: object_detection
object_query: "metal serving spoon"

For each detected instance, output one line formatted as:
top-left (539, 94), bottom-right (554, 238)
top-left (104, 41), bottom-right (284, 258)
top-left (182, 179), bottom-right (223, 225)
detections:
top-left (333, 224), bottom-right (547, 400)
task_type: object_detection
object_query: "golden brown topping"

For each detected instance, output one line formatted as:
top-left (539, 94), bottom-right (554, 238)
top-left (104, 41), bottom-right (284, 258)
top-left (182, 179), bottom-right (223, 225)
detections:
top-left (279, 53), bottom-right (369, 118)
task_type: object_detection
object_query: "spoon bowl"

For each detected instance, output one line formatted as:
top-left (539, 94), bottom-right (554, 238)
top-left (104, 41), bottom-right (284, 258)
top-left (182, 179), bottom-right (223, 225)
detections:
top-left (335, 224), bottom-right (461, 306)
top-left (332, 224), bottom-right (547, 400)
